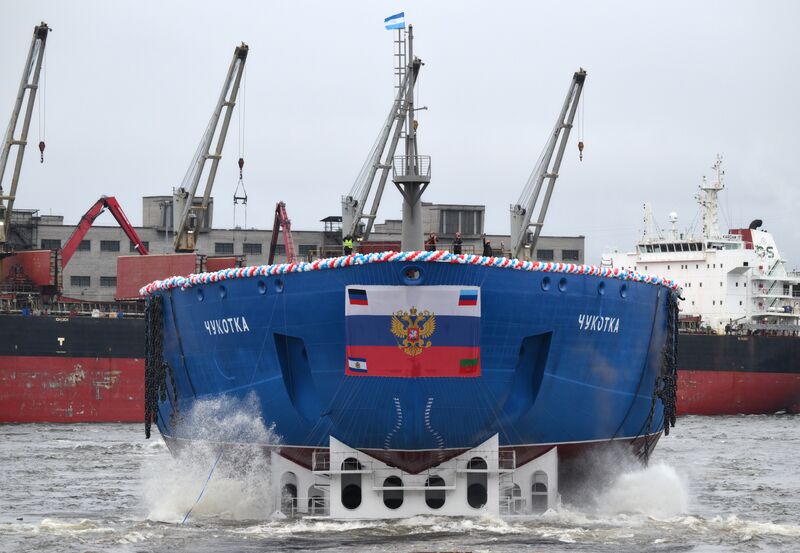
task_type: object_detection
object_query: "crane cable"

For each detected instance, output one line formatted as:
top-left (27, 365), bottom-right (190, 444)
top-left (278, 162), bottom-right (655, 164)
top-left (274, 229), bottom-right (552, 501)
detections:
top-left (578, 86), bottom-right (585, 161)
top-left (38, 49), bottom-right (46, 163)
top-left (233, 66), bottom-right (248, 230)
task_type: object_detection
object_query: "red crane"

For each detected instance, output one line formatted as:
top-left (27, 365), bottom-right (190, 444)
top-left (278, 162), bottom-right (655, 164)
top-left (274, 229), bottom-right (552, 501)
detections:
top-left (61, 196), bottom-right (149, 268)
top-left (268, 202), bottom-right (296, 265)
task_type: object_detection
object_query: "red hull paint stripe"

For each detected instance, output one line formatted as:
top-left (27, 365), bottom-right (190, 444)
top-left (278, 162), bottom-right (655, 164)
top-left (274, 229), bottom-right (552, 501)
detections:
top-left (0, 355), bottom-right (144, 423)
top-left (678, 369), bottom-right (800, 415)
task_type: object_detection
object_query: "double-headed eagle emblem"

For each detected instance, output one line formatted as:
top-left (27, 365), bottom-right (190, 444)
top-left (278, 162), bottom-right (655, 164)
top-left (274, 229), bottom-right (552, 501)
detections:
top-left (390, 307), bottom-right (436, 357)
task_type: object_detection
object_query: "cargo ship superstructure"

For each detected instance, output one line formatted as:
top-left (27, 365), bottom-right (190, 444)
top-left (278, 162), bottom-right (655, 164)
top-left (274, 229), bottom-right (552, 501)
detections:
top-left (606, 157), bottom-right (800, 415)
top-left (144, 23), bottom-right (680, 519)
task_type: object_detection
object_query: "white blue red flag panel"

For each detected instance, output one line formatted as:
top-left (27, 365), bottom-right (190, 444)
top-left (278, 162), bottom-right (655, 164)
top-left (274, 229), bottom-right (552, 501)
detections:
top-left (345, 285), bottom-right (480, 378)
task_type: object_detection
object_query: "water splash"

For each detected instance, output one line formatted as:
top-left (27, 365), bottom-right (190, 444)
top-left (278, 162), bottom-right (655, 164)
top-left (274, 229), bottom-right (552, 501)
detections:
top-left (143, 392), bottom-right (281, 523)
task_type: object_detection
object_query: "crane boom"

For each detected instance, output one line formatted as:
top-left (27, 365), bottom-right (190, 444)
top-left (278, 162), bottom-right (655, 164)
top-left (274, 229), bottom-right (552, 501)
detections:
top-left (341, 54), bottom-right (415, 241)
top-left (268, 202), bottom-right (296, 265)
top-left (0, 22), bottom-right (50, 247)
top-left (173, 43), bottom-right (248, 252)
top-left (61, 196), bottom-right (149, 268)
top-left (510, 69), bottom-right (586, 260)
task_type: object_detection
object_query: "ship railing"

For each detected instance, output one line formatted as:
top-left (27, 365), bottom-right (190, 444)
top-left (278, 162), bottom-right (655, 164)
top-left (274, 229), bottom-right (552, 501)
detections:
top-left (499, 492), bottom-right (526, 516)
top-left (286, 496), bottom-right (328, 518)
top-left (312, 450), bottom-right (330, 472)
top-left (392, 155), bottom-right (432, 181)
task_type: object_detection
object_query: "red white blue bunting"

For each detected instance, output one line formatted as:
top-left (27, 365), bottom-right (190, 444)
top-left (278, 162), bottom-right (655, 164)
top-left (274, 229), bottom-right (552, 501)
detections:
top-left (139, 250), bottom-right (681, 296)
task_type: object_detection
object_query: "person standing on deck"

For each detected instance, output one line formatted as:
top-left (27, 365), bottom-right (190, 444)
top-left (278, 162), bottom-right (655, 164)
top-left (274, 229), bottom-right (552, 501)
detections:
top-left (452, 231), bottom-right (463, 254)
top-left (343, 235), bottom-right (354, 255)
top-left (482, 236), bottom-right (493, 257)
top-left (425, 232), bottom-right (438, 252)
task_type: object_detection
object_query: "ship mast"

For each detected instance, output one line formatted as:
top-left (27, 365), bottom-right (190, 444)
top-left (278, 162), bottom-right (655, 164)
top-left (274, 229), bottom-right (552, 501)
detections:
top-left (696, 155), bottom-right (725, 239)
top-left (341, 25), bottom-right (427, 248)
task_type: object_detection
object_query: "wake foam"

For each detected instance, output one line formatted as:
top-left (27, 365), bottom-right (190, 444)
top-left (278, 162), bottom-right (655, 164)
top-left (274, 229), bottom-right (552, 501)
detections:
top-left (143, 392), bottom-right (281, 523)
top-left (560, 441), bottom-right (689, 519)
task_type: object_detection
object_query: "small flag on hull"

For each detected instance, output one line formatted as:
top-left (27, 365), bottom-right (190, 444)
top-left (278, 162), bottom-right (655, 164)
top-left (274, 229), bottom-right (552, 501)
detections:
top-left (384, 12), bottom-right (405, 30)
top-left (348, 357), bottom-right (368, 373)
top-left (458, 290), bottom-right (478, 306)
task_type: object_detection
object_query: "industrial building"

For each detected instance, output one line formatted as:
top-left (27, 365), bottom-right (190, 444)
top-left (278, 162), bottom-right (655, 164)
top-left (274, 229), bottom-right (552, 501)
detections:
top-left (7, 197), bottom-right (584, 302)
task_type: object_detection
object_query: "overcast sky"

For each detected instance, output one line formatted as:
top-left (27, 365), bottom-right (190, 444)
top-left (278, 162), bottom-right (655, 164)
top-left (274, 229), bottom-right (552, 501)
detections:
top-left (2, 1), bottom-right (798, 266)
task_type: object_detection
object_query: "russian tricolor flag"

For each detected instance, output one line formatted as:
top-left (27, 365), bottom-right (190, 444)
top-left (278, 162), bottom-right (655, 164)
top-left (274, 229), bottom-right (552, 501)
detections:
top-left (458, 289), bottom-right (478, 306)
top-left (345, 285), bottom-right (481, 378)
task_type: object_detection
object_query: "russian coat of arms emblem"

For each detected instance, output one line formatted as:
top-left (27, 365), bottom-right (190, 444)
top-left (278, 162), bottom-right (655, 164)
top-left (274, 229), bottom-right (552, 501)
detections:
top-left (390, 307), bottom-right (436, 357)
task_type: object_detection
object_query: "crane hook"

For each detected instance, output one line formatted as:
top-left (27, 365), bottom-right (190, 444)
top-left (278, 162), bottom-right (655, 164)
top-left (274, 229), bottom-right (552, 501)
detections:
top-left (578, 141), bottom-right (584, 162)
top-left (238, 157), bottom-right (244, 179)
top-left (39, 141), bottom-right (45, 163)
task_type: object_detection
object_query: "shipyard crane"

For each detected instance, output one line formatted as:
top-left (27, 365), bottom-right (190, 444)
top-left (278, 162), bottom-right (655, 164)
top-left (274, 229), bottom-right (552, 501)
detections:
top-left (172, 43), bottom-right (248, 252)
top-left (0, 22), bottom-right (50, 249)
top-left (510, 69), bottom-right (586, 260)
top-left (341, 27), bottom-right (424, 244)
top-left (60, 196), bottom-right (149, 268)
top-left (267, 202), bottom-right (296, 264)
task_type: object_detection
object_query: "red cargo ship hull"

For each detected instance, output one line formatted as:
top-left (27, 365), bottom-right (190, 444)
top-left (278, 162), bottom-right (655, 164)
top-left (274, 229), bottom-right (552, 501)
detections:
top-left (677, 334), bottom-right (800, 415)
top-left (0, 315), bottom-right (144, 423)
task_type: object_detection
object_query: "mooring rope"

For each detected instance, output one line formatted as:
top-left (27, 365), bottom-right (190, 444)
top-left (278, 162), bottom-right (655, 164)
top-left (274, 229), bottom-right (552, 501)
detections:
top-left (181, 449), bottom-right (224, 525)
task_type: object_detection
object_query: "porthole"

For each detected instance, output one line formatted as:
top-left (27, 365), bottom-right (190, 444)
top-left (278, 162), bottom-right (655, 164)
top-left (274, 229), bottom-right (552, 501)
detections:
top-left (257, 280), bottom-right (267, 295)
top-left (541, 277), bottom-right (551, 291)
top-left (597, 282), bottom-right (606, 296)
top-left (274, 279), bottom-right (284, 293)
top-left (383, 476), bottom-right (404, 510)
top-left (219, 285), bottom-right (227, 299)
top-left (402, 265), bottom-right (423, 285)
top-left (619, 284), bottom-right (628, 299)
top-left (425, 476), bottom-right (446, 509)
top-left (196, 289), bottom-right (205, 302)
top-left (558, 278), bottom-right (567, 292)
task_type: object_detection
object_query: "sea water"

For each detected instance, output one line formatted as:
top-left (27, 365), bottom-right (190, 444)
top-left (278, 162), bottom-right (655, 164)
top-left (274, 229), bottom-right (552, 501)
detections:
top-left (1, 415), bottom-right (798, 552)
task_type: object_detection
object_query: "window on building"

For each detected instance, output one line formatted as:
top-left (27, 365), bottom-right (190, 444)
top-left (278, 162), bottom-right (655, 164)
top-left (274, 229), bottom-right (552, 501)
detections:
top-left (735, 282), bottom-right (739, 287)
top-left (100, 240), bottom-right (120, 252)
top-left (275, 244), bottom-right (286, 255)
top-left (242, 242), bottom-right (262, 255)
top-left (100, 276), bottom-right (117, 287)
top-left (536, 249), bottom-right (554, 261)
top-left (562, 249), bottom-right (580, 261)
top-left (439, 209), bottom-right (481, 235)
top-left (70, 275), bottom-right (90, 287)
top-left (77, 240), bottom-right (91, 251)
top-left (215, 242), bottom-right (234, 254)
top-left (298, 244), bottom-right (316, 258)
top-left (130, 240), bottom-right (149, 253)
top-left (41, 239), bottom-right (61, 250)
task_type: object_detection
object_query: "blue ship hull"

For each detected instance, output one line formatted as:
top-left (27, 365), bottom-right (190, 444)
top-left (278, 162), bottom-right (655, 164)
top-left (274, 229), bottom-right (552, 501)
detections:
top-left (145, 255), bottom-right (677, 472)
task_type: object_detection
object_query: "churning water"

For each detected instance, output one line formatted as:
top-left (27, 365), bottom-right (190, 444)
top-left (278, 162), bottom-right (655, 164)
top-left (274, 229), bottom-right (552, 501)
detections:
top-left (1, 415), bottom-right (799, 552)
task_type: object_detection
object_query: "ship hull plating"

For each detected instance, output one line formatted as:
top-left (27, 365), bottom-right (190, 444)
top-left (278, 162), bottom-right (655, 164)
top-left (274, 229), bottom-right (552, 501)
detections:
top-left (148, 259), bottom-right (675, 473)
top-left (677, 334), bottom-right (800, 415)
top-left (0, 315), bottom-right (144, 423)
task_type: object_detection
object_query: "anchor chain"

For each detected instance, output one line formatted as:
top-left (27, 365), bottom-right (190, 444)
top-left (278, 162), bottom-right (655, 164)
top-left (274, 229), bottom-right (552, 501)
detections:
top-left (144, 296), bottom-right (168, 439)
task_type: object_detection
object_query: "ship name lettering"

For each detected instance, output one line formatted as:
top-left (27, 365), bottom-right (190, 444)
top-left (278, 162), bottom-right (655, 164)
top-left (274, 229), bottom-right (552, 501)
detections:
top-left (578, 313), bottom-right (619, 333)
top-left (203, 316), bottom-right (251, 336)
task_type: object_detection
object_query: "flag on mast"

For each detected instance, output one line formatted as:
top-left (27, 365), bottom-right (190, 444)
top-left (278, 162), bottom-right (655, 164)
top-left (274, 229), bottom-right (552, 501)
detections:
top-left (384, 12), bottom-right (405, 30)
